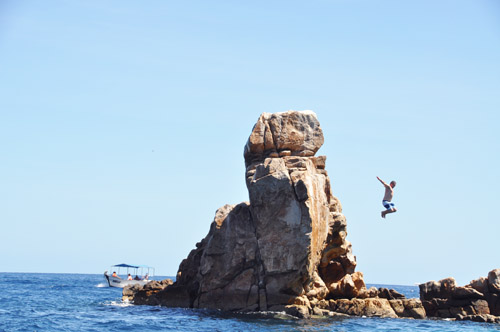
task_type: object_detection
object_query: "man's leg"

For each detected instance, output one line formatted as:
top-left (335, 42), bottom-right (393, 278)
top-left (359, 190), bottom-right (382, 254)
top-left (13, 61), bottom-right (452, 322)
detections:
top-left (381, 201), bottom-right (397, 218)
top-left (384, 208), bottom-right (397, 217)
top-left (381, 205), bottom-right (397, 218)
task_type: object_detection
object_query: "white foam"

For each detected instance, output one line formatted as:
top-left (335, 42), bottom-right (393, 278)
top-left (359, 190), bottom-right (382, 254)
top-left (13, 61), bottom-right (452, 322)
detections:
top-left (105, 300), bottom-right (133, 307)
top-left (95, 283), bottom-right (108, 288)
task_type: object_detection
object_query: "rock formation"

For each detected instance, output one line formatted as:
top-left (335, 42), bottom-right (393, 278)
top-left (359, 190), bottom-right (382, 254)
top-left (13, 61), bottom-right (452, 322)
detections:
top-left (420, 269), bottom-right (500, 323)
top-left (125, 110), bottom-right (424, 319)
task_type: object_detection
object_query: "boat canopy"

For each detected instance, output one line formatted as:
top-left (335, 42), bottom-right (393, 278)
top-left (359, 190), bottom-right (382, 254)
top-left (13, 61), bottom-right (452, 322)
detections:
top-left (111, 263), bottom-right (153, 269)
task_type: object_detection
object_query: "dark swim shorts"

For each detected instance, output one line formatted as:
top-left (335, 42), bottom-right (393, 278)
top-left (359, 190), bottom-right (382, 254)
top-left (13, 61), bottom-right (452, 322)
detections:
top-left (383, 200), bottom-right (395, 210)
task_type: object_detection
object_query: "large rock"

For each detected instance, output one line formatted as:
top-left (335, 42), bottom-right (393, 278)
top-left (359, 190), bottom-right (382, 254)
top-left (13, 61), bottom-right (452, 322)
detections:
top-left (378, 287), bottom-right (406, 300)
top-left (389, 298), bottom-right (427, 319)
top-left (488, 269), bottom-right (500, 293)
top-left (243, 111), bottom-right (324, 167)
top-left (329, 298), bottom-right (397, 318)
top-left (126, 110), bottom-right (418, 319)
top-left (123, 279), bottom-right (173, 304)
top-left (420, 269), bottom-right (500, 323)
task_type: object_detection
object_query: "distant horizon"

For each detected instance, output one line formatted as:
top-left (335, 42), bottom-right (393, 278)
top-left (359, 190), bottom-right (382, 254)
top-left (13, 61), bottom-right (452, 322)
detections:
top-left (0, 270), bottom-right (425, 288)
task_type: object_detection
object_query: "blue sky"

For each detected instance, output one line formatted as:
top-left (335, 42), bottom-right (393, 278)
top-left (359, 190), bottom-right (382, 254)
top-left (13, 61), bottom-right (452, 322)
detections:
top-left (1, 0), bottom-right (499, 286)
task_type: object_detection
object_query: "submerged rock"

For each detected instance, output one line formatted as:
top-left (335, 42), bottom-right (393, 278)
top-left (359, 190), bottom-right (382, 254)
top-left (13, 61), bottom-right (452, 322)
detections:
top-left (124, 110), bottom-right (423, 319)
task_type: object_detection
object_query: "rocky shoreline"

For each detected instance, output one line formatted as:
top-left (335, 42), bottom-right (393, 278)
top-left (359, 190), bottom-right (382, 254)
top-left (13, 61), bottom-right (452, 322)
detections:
top-left (122, 110), bottom-right (499, 324)
top-left (419, 269), bottom-right (500, 324)
top-left (123, 281), bottom-right (425, 319)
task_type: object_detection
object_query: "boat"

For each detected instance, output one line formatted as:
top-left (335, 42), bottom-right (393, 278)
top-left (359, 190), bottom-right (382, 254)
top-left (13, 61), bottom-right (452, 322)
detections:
top-left (104, 263), bottom-right (155, 288)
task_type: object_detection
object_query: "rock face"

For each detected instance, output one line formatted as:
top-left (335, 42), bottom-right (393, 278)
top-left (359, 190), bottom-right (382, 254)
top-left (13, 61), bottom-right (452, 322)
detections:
top-left (125, 110), bottom-right (424, 319)
top-left (419, 269), bottom-right (500, 324)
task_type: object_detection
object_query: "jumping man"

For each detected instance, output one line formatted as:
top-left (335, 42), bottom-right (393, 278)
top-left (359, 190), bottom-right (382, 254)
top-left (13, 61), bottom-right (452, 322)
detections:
top-left (377, 176), bottom-right (397, 218)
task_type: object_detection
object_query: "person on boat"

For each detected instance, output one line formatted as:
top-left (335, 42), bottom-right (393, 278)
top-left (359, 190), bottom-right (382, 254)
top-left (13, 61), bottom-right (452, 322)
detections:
top-left (377, 176), bottom-right (397, 218)
top-left (134, 275), bottom-right (140, 280)
top-left (127, 274), bottom-right (133, 280)
top-left (112, 271), bottom-right (121, 279)
top-left (143, 273), bottom-right (149, 280)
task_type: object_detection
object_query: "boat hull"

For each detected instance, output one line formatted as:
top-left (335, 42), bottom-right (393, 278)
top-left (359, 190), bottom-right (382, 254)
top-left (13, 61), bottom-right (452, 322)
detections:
top-left (104, 274), bottom-right (150, 288)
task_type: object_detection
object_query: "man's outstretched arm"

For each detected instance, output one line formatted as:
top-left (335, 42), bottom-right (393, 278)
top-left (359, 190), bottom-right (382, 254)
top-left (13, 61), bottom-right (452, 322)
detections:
top-left (376, 176), bottom-right (389, 187)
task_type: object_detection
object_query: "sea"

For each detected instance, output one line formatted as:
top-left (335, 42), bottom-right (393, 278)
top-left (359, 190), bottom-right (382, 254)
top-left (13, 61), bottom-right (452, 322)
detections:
top-left (1, 273), bottom-right (499, 332)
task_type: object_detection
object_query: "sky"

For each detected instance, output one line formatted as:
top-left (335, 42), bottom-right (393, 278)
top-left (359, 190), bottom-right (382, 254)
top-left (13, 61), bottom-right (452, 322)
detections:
top-left (0, 0), bottom-right (499, 286)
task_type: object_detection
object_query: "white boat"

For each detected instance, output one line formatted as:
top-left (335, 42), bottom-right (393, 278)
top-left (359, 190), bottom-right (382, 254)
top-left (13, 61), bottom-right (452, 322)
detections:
top-left (104, 263), bottom-right (155, 288)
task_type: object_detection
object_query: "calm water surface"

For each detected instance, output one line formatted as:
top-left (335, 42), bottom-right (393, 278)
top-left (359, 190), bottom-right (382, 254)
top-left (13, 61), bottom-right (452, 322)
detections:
top-left (0, 273), bottom-right (499, 332)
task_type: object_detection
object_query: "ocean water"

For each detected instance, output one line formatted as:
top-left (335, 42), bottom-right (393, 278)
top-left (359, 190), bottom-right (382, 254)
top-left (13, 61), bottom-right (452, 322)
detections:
top-left (0, 273), bottom-right (499, 332)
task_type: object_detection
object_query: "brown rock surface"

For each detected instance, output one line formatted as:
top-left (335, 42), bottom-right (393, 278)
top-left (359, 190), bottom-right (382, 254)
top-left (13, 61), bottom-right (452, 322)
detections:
top-left (420, 269), bottom-right (500, 323)
top-left (488, 269), bottom-right (500, 293)
top-left (243, 111), bottom-right (324, 167)
top-left (389, 298), bottom-right (426, 319)
top-left (123, 279), bottom-right (173, 304)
